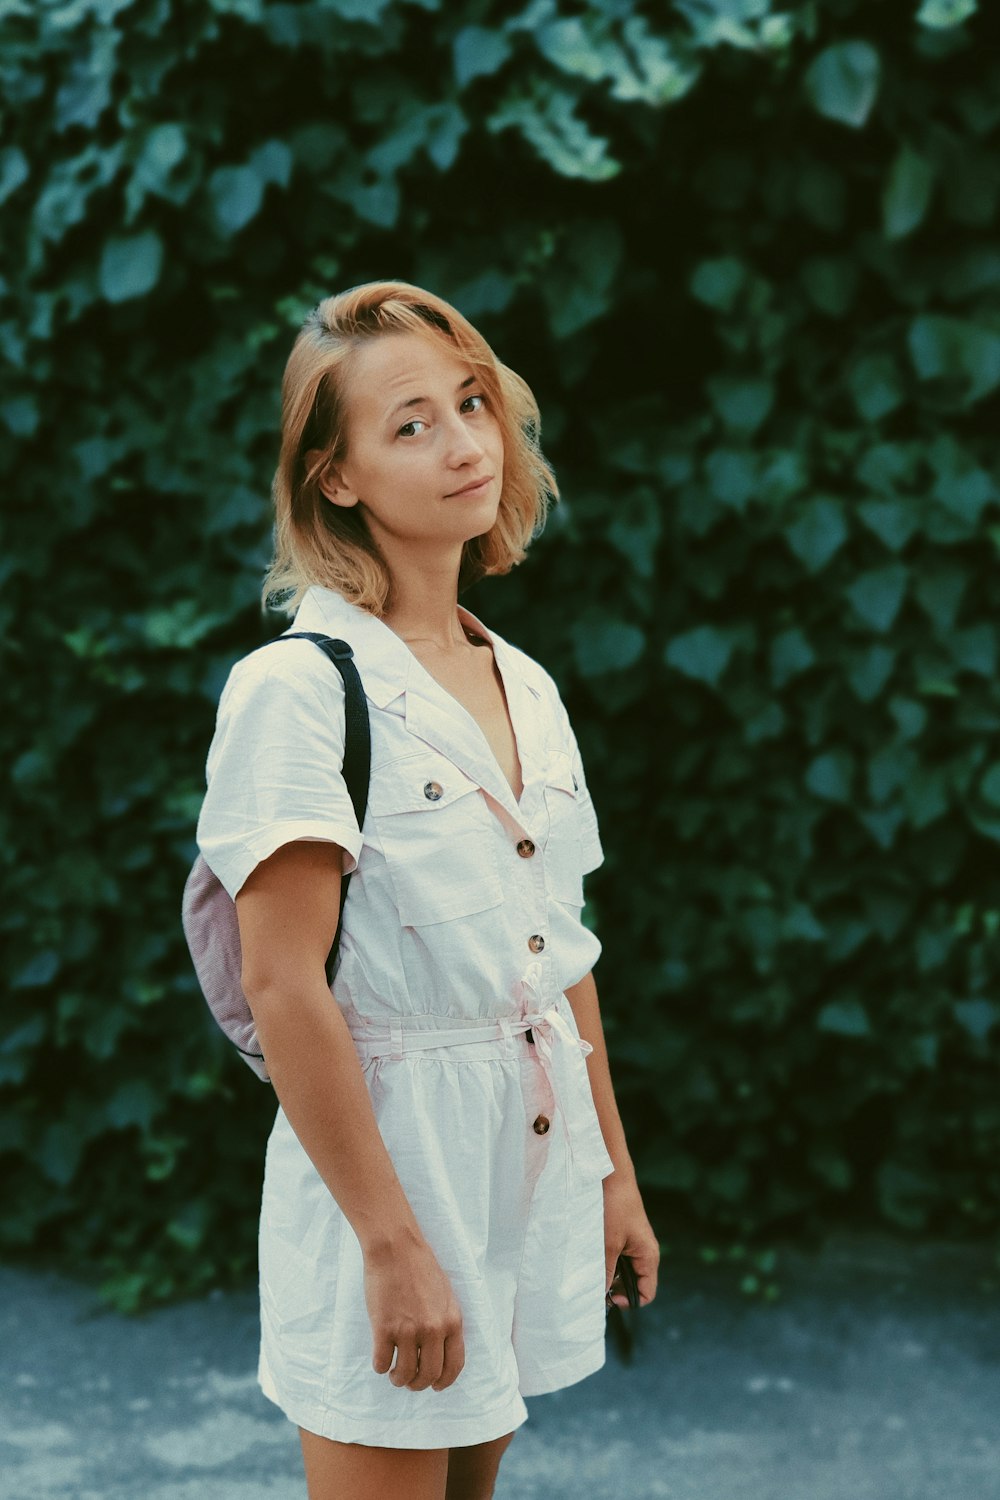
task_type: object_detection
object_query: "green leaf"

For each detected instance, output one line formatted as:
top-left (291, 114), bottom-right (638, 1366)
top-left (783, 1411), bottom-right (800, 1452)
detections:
top-left (817, 998), bottom-right (871, 1036)
top-left (209, 165), bottom-right (263, 235)
top-left (909, 315), bottom-right (1000, 403)
top-left (705, 448), bottom-right (757, 511)
top-left (106, 1080), bottom-right (159, 1131)
top-left (782, 903), bottom-right (825, 942)
top-left (36, 1122), bottom-right (85, 1187)
top-left (1, 1017), bottom-right (46, 1054)
top-left (805, 749), bottom-right (855, 804)
top-left (604, 16), bottom-right (696, 106)
top-left (673, 0), bottom-right (771, 52)
top-left (856, 498), bottom-right (919, 552)
top-left (424, 103), bottom-right (468, 172)
top-left (125, 124), bottom-right (188, 221)
top-left (540, 218), bottom-right (624, 338)
top-left (769, 627), bottom-right (816, 688)
top-left (453, 25), bottom-right (513, 87)
top-left (883, 144), bottom-right (934, 239)
top-left (856, 804), bottom-right (905, 849)
top-left (846, 644), bottom-right (896, 703)
top-left (705, 375), bottom-right (775, 434)
top-left (11, 950), bottom-right (60, 989)
top-left (800, 255), bottom-right (859, 317)
top-left (847, 354), bottom-right (905, 422)
top-left (979, 763), bottom-right (1000, 808)
top-left (55, 26), bottom-right (118, 132)
top-left (902, 765), bottom-right (949, 828)
top-left (803, 41), bottom-right (881, 129)
top-left (249, 139), bottom-right (293, 189)
top-left (867, 743), bottom-right (915, 803)
top-left (784, 497), bottom-right (848, 573)
top-left (888, 697), bottom-right (928, 740)
top-left (0, 146), bottom-right (30, 206)
top-left (571, 617), bottom-right (645, 676)
top-left (844, 564), bottom-right (909, 632)
top-left (534, 17), bottom-right (609, 81)
top-left (690, 256), bottom-right (746, 311)
top-left (664, 625), bottom-right (734, 687)
top-left (950, 623), bottom-right (997, 677)
top-left (916, 0), bottom-right (977, 28)
top-left (607, 488), bottom-right (661, 579)
top-left (953, 999), bottom-right (998, 1040)
top-left (487, 82), bottom-right (621, 181)
top-left (914, 566), bottom-right (967, 628)
top-left (208, 143), bottom-right (291, 237)
top-left (99, 231), bottom-right (164, 303)
top-left (928, 442), bottom-right (994, 523)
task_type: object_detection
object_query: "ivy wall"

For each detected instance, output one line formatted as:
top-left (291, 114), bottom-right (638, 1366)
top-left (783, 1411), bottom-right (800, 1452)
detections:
top-left (2, 0), bottom-right (999, 1308)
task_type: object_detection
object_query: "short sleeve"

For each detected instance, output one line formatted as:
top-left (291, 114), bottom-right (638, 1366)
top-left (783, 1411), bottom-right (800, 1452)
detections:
top-left (195, 640), bottom-right (365, 901)
top-left (542, 669), bottom-right (605, 878)
top-left (566, 721), bottom-right (604, 876)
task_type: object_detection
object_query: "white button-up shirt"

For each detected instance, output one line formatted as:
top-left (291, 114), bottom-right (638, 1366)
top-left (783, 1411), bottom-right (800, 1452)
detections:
top-left (196, 582), bottom-right (605, 1023)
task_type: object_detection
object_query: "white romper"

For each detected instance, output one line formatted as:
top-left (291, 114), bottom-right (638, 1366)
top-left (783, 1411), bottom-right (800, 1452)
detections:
top-left (195, 583), bottom-right (616, 1449)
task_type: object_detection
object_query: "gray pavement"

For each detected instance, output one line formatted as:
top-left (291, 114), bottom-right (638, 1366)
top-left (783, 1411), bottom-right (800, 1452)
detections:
top-left (1, 1229), bottom-right (998, 1500)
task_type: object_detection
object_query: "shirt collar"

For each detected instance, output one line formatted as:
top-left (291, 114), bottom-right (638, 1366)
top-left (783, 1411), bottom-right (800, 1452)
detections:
top-left (287, 584), bottom-right (544, 824)
top-left (287, 583), bottom-right (537, 710)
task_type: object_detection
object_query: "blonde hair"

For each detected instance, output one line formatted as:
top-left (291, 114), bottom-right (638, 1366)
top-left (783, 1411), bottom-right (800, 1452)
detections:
top-left (261, 280), bottom-right (559, 619)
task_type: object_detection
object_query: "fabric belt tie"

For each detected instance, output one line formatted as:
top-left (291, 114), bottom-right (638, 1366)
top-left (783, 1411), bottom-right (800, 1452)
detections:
top-left (346, 962), bottom-right (615, 1193)
top-left (515, 961), bottom-right (615, 1192)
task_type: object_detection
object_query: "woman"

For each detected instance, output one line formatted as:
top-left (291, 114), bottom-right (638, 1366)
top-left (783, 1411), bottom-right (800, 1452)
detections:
top-left (195, 281), bottom-right (659, 1500)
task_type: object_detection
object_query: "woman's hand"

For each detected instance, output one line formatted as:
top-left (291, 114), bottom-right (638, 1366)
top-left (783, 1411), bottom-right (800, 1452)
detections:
top-left (363, 1232), bottom-right (466, 1392)
top-left (603, 1169), bottom-right (660, 1308)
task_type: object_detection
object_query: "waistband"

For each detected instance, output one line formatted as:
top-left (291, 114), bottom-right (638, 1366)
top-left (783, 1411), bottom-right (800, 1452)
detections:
top-left (345, 964), bottom-right (615, 1189)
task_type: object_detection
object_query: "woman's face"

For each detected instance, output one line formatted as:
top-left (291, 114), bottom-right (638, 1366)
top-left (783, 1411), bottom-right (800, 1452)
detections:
top-left (317, 330), bottom-right (505, 554)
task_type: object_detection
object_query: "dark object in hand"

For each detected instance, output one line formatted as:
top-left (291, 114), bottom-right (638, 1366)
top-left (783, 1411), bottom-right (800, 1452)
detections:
top-left (605, 1253), bottom-right (642, 1364)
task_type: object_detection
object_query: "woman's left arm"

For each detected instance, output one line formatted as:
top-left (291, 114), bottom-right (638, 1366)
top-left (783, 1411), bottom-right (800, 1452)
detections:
top-left (564, 968), bottom-right (661, 1308)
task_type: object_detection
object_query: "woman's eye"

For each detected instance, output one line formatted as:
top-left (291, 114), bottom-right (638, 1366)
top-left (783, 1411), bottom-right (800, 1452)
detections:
top-left (397, 394), bottom-right (487, 438)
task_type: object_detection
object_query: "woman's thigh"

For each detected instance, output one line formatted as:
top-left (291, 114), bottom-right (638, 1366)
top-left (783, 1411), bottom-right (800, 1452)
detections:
top-left (298, 1427), bottom-right (450, 1500)
top-left (446, 1430), bottom-right (518, 1500)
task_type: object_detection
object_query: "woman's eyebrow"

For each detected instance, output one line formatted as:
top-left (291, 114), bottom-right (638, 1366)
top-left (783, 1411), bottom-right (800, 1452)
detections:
top-left (384, 374), bottom-right (477, 423)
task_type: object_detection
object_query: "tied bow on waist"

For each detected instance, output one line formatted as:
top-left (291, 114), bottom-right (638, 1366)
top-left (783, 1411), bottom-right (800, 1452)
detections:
top-left (514, 960), bottom-right (616, 1194)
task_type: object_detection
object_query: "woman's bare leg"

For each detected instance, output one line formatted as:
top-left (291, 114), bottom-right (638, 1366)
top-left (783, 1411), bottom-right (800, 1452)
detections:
top-left (445, 1430), bottom-right (518, 1500)
top-left (299, 1428), bottom-right (449, 1500)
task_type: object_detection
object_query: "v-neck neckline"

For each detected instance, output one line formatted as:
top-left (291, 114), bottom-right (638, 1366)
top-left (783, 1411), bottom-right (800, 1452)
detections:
top-left (389, 608), bottom-right (529, 814)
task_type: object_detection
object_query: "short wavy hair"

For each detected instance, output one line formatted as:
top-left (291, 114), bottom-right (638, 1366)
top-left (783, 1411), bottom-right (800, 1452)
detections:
top-left (261, 280), bottom-right (559, 619)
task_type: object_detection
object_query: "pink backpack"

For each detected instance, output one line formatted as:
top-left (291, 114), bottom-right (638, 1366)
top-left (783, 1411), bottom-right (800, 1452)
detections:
top-left (181, 631), bottom-right (371, 1081)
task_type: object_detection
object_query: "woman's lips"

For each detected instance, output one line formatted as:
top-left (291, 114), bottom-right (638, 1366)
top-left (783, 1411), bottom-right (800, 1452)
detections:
top-left (448, 475), bottom-right (493, 496)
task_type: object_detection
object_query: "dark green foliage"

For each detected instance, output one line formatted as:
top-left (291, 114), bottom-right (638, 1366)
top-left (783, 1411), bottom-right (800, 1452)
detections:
top-left (2, 0), bottom-right (999, 1309)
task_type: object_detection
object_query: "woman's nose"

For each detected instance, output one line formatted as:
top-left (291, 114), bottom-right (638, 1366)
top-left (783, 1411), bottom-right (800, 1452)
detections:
top-left (445, 424), bottom-right (486, 463)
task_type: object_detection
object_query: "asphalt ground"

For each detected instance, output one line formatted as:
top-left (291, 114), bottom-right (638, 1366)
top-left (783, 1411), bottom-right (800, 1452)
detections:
top-left (1, 1229), bottom-right (998, 1500)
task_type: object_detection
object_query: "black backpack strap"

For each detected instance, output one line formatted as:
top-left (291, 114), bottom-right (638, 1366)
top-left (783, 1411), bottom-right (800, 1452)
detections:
top-left (265, 631), bottom-right (371, 987)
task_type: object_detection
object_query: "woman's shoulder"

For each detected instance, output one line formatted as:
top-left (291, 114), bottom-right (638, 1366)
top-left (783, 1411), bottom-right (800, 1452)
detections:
top-left (217, 634), bottom-right (348, 724)
top-left (227, 634), bottom-right (347, 692)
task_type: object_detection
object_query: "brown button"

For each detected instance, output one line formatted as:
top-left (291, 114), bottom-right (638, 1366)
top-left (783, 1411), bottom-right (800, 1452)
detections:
top-left (533, 1114), bottom-right (550, 1135)
top-left (517, 839), bottom-right (535, 858)
top-left (423, 781), bottom-right (443, 801)
top-left (528, 934), bottom-right (545, 953)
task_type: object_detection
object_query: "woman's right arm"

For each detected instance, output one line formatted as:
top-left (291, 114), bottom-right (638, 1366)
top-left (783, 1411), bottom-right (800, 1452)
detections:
top-left (235, 836), bottom-right (465, 1394)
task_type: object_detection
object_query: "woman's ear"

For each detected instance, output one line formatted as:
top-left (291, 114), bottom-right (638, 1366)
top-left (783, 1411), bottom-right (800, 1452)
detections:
top-left (305, 449), bottom-right (358, 509)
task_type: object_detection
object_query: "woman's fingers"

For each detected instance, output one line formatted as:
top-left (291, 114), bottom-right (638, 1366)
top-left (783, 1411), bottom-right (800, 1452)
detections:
top-left (389, 1335), bottom-right (420, 1387)
top-left (405, 1335), bottom-right (445, 1391)
top-left (433, 1328), bottom-right (466, 1391)
top-left (372, 1331), bottom-right (395, 1374)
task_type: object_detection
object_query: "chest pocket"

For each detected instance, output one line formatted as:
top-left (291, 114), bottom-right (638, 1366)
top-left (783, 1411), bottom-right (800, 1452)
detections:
top-left (367, 757), bottom-right (503, 926)
top-left (542, 750), bottom-right (585, 907)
